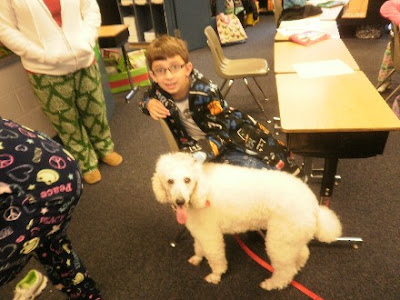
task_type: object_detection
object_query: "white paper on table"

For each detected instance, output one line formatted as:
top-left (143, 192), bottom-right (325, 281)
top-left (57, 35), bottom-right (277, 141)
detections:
top-left (279, 19), bottom-right (321, 30)
top-left (306, 1), bottom-right (349, 20)
top-left (318, 6), bottom-right (344, 20)
top-left (292, 59), bottom-right (355, 78)
top-left (277, 20), bottom-right (339, 38)
top-left (278, 19), bottom-right (322, 36)
top-left (307, 0), bottom-right (349, 5)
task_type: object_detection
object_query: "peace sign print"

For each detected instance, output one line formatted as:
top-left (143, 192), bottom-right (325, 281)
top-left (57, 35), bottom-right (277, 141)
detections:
top-left (49, 155), bottom-right (67, 170)
top-left (0, 154), bottom-right (14, 169)
top-left (3, 206), bottom-right (22, 222)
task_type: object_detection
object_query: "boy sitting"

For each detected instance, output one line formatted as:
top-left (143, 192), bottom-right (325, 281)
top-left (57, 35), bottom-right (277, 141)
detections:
top-left (139, 35), bottom-right (301, 176)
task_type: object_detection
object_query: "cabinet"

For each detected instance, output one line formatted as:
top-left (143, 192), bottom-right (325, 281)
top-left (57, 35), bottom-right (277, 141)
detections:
top-left (258, 0), bottom-right (274, 13)
top-left (133, 1), bottom-right (167, 42)
top-left (97, 0), bottom-right (212, 51)
top-left (97, 0), bottom-right (167, 44)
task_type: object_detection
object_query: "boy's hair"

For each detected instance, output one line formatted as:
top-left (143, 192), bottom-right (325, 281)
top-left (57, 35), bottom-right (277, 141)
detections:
top-left (146, 35), bottom-right (189, 69)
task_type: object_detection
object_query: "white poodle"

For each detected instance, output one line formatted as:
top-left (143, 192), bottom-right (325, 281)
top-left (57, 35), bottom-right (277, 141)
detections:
top-left (152, 152), bottom-right (342, 291)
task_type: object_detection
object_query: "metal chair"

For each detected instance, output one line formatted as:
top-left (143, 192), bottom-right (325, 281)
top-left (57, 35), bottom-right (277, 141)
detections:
top-left (204, 25), bottom-right (270, 119)
top-left (376, 22), bottom-right (400, 103)
top-left (159, 119), bottom-right (179, 152)
top-left (273, 0), bottom-right (283, 26)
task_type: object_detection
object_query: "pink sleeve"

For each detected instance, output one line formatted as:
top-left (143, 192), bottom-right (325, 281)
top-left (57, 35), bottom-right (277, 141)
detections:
top-left (381, 0), bottom-right (400, 25)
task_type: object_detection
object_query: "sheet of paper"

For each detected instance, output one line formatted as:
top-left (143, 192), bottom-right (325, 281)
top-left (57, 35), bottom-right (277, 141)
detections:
top-left (306, 1), bottom-right (349, 20)
top-left (318, 6), bottom-right (344, 20)
top-left (292, 59), bottom-right (355, 78)
top-left (277, 20), bottom-right (340, 38)
top-left (307, 0), bottom-right (349, 5)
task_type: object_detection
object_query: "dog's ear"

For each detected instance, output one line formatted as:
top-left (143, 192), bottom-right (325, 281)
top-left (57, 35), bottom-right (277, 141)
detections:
top-left (152, 172), bottom-right (169, 203)
top-left (189, 161), bottom-right (209, 209)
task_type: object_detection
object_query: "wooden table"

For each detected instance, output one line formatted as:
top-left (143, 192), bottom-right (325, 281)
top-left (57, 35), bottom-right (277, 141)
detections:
top-left (341, 0), bottom-right (369, 19)
top-left (275, 71), bottom-right (400, 203)
top-left (274, 38), bottom-right (359, 73)
top-left (98, 24), bottom-right (138, 102)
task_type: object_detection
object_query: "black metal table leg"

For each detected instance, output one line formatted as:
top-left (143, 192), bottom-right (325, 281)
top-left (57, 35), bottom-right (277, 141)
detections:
top-left (317, 157), bottom-right (363, 249)
top-left (320, 158), bottom-right (339, 206)
top-left (121, 45), bottom-right (138, 103)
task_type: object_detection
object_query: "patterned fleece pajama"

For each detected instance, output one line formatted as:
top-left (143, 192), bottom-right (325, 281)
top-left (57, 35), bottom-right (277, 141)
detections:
top-left (27, 63), bottom-right (114, 175)
top-left (0, 117), bottom-right (101, 299)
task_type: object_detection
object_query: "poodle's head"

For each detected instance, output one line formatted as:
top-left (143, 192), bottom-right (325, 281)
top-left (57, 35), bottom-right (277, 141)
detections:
top-left (152, 152), bottom-right (207, 224)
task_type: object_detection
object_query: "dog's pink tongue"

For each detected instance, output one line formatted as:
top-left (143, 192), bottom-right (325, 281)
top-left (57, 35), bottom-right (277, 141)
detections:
top-left (176, 206), bottom-right (187, 224)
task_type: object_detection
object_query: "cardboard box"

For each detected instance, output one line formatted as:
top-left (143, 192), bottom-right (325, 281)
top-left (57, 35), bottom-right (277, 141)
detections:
top-left (107, 66), bottom-right (150, 94)
top-left (102, 49), bottom-right (151, 94)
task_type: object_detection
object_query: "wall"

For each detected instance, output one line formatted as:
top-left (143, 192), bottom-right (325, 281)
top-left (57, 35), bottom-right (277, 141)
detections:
top-left (0, 56), bottom-right (56, 136)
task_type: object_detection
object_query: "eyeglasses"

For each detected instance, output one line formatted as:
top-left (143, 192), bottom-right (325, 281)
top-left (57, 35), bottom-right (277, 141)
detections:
top-left (152, 64), bottom-right (186, 76)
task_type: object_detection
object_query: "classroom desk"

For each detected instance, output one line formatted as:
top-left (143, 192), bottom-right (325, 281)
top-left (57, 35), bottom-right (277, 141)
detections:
top-left (275, 20), bottom-right (340, 41)
top-left (275, 71), bottom-right (400, 204)
top-left (341, 0), bottom-right (369, 19)
top-left (274, 38), bottom-right (359, 73)
top-left (98, 24), bottom-right (138, 102)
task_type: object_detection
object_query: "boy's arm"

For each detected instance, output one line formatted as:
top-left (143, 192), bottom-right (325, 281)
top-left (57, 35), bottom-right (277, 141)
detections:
top-left (187, 83), bottom-right (230, 162)
top-left (380, 0), bottom-right (400, 25)
top-left (186, 134), bottom-right (229, 163)
top-left (139, 88), bottom-right (154, 115)
top-left (139, 87), bottom-right (171, 120)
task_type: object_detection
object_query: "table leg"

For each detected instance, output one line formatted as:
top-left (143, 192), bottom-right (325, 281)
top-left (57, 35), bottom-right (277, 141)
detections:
top-left (121, 45), bottom-right (138, 103)
top-left (317, 157), bottom-right (363, 248)
top-left (320, 158), bottom-right (338, 206)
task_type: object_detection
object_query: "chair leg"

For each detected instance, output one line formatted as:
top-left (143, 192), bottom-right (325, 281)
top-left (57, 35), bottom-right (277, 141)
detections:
top-left (252, 77), bottom-right (269, 101)
top-left (170, 227), bottom-right (189, 248)
top-left (243, 77), bottom-right (269, 120)
top-left (375, 69), bottom-right (395, 89)
top-left (385, 84), bottom-right (400, 102)
top-left (222, 79), bottom-right (235, 98)
top-left (220, 79), bottom-right (228, 92)
top-left (273, 116), bottom-right (281, 135)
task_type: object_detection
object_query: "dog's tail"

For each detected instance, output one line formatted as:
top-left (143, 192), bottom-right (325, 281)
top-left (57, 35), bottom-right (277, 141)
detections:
top-left (315, 206), bottom-right (342, 243)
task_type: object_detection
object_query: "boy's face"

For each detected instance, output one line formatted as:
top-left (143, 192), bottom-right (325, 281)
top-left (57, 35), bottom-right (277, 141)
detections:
top-left (150, 55), bottom-right (193, 100)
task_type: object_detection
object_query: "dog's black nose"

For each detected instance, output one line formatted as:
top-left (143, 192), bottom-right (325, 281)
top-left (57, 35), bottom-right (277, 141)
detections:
top-left (176, 199), bottom-right (185, 206)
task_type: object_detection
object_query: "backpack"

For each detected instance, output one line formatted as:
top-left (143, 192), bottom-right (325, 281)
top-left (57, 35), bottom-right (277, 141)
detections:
top-left (216, 12), bottom-right (247, 45)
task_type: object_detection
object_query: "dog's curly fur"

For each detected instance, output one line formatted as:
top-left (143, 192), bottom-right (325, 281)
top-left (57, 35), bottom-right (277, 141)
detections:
top-left (152, 152), bottom-right (342, 290)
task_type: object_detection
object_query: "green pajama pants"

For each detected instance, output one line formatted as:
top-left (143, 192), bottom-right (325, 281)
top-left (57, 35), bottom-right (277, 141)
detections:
top-left (28, 63), bottom-right (114, 174)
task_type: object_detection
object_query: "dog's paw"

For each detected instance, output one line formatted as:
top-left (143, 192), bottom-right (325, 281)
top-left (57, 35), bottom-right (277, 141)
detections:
top-left (188, 255), bottom-right (203, 266)
top-left (259, 279), bottom-right (288, 291)
top-left (204, 273), bottom-right (221, 284)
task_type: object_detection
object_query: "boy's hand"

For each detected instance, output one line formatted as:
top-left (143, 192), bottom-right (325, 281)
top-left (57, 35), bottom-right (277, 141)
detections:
top-left (147, 99), bottom-right (171, 120)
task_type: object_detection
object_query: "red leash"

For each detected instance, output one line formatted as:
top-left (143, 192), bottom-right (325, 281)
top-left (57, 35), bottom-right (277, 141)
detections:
top-left (234, 235), bottom-right (324, 300)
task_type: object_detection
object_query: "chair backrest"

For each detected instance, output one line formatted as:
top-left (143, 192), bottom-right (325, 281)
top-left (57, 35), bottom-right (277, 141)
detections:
top-left (159, 119), bottom-right (179, 152)
top-left (273, 0), bottom-right (283, 26)
top-left (392, 22), bottom-right (400, 72)
top-left (204, 26), bottom-right (228, 78)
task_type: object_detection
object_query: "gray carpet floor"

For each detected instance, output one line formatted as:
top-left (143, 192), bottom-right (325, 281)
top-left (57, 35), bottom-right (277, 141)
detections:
top-left (1, 14), bottom-right (399, 300)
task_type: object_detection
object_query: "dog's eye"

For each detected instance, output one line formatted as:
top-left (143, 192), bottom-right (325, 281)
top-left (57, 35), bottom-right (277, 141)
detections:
top-left (167, 179), bottom-right (174, 185)
top-left (184, 178), bottom-right (191, 184)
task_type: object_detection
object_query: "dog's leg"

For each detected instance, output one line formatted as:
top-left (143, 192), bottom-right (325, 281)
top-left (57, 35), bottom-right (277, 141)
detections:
top-left (188, 238), bottom-right (204, 266)
top-left (295, 245), bottom-right (310, 271)
top-left (199, 233), bottom-right (227, 284)
top-left (260, 232), bottom-right (302, 290)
